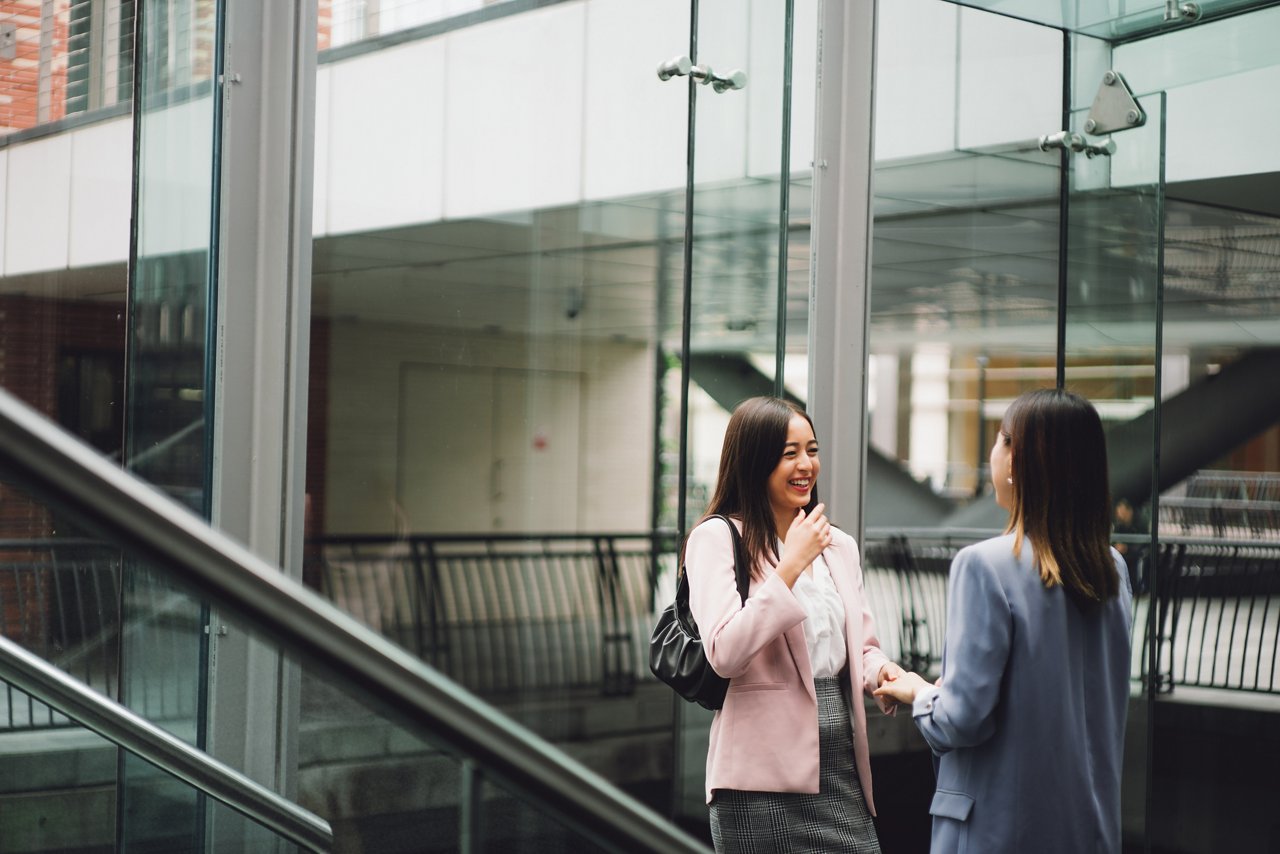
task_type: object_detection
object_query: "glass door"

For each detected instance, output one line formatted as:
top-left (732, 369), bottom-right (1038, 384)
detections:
top-left (864, 5), bottom-right (1164, 850)
top-left (1063, 50), bottom-right (1166, 853)
top-left (658, 0), bottom-right (805, 836)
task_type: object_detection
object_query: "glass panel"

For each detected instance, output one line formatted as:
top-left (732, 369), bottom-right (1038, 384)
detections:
top-left (322, 0), bottom-right (525, 50)
top-left (119, 752), bottom-right (303, 853)
top-left (665, 0), bottom-right (801, 837)
top-left (0, 678), bottom-right (298, 854)
top-left (865, 4), bottom-right (1067, 850)
top-left (943, 0), bottom-right (1276, 39)
top-left (0, 0), bottom-right (134, 845)
top-left (868, 2), bottom-right (1063, 521)
top-left (0, 469), bottom-right (646, 853)
top-left (0, 686), bottom-right (299, 854)
top-left (0, 707), bottom-right (117, 853)
top-left (0, 0), bottom-right (132, 720)
top-left (307, 0), bottom-right (688, 840)
top-left (122, 0), bottom-right (221, 847)
top-left (1111, 8), bottom-right (1280, 850)
top-left (1064, 61), bottom-right (1164, 854)
top-left (127, 0), bottom-right (219, 513)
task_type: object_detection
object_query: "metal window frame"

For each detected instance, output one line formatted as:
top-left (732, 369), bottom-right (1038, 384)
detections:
top-left (808, 0), bottom-right (878, 540)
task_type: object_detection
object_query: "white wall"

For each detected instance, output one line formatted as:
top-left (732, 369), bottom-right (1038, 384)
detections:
top-left (0, 104), bottom-right (202, 278)
top-left (2, 116), bottom-right (132, 276)
top-left (325, 319), bottom-right (654, 534)
top-left (10, 1), bottom-right (1280, 273)
top-left (313, 0), bottom-right (821, 237)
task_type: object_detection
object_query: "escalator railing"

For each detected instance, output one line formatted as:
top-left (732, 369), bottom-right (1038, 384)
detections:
top-left (0, 386), bottom-right (705, 852)
top-left (0, 633), bottom-right (333, 851)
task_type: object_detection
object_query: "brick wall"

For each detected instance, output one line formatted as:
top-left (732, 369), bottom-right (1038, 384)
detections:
top-left (318, 0), bottom-right (332, 51)
top-left (0, 293), bottom-right (125, 644)
top-left (0, 0), bottom-right (70, 132)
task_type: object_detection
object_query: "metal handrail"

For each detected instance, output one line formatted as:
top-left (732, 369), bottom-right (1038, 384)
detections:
top-left (0, 388), bottom-right (706, 853)
top-left (0, 635), bottom-right (333, 852)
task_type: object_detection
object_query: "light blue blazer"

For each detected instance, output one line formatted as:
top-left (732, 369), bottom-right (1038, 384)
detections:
top-left (911, 534), bottom-right (1133, 854)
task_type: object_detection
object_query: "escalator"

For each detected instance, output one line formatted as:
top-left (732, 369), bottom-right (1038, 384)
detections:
top-left (0, 387), bottom-right (706, 853)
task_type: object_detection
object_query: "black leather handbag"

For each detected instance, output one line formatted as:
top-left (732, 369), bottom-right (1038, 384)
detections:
top-left (648, 515), bottom-right (751, 710)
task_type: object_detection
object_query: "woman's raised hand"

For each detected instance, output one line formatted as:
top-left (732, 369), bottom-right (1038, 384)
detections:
top-left (784, 503), bottom-right (832, 567)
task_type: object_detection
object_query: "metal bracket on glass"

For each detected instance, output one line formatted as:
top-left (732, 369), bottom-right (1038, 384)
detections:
top-left (1083, 71), bottom-right (1146, 135)
top-left (1083, 138), bottom-right (1117, 158)
top-left (656, 55), bottom-right (692, 81)
top-left (1164, 1), bottom-right (1201, 23)
top-left (1038, 130), bottom-right (1117, 158)
top-left (656, 55), bottom-right (747, 93)
top-left (1039, 131), bottom-right (1085, 153)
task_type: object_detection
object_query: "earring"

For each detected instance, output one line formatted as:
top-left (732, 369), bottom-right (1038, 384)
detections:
top-left (1007, 476), bottom-right (1014, 485)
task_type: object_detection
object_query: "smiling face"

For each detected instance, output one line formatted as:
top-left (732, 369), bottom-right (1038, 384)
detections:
top-left (767, 414), bottom-right (820, 528)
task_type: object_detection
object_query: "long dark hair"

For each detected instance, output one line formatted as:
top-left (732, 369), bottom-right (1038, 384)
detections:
top-left (688, 396), bottom-right (819, 579)
top-left (1003, 388), bottom-right (1119, 610)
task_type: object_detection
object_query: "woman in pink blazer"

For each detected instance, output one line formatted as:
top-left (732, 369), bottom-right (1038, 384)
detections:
top-left (685, 396), bottom-right (902, 853)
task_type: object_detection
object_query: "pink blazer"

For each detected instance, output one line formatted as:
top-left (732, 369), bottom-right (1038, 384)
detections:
top-left (685, 516), bottom-right (892, 811)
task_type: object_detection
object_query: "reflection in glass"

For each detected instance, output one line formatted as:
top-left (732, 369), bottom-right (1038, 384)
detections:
top-left (0, 0), bottom-right (135, 847)
top-left (121, 0), bottom-right (221, 848)
top-left (869, 5), bottom-right (1063, 514)
top-left (945, 0), bottom-right (1276, 39)
top-left (0, 459), bottom-right (630, 853)
top-left (0, 708), bottom-right (119, 852)
top-left (307, 1), bottom-right (698, 837)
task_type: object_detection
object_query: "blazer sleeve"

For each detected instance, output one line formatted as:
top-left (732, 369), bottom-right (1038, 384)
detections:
top-left (911, 546), bottom-right (1011, 753)
top-left (685, 518), bottom-right (807, 679)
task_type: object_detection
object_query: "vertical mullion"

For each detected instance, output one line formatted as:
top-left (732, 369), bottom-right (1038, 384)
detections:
top-left (773, 0), bottom-right (795, 396)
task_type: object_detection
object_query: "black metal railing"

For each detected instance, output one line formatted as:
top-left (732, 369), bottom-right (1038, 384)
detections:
top-left (1159, 497), bottom-right (1280, 540)
top-left (0, 538), bottom-right (121, 729)
top-left (1184, 470), bottom-right (1280, 503)
top-left (1153, 539), bottom-right (1280, 693)
top-left (862, 530), bottom-right (1280, 696)
top-left (5, 526), bottom-right (1279, 732)
top-left (0, 538), bottom-right (206, 731)
top-left (305, 532), bottom-right (677, 700)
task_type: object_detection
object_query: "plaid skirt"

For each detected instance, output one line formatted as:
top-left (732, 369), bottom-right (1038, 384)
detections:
top-left (709, 677), bottom-right (881, 854)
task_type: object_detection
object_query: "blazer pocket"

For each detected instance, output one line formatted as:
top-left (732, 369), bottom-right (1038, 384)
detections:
top-left (929, 789), bottom-right (975, 822)
top-left (727, 680), bottom-right (786, 693)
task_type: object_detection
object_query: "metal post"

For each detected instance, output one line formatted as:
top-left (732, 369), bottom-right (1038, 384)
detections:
top-left (808, 0), bottom-right (879, 537)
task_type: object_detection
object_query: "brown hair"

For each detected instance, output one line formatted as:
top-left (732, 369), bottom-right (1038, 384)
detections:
top-left (691, 396), bottom-right (819, 579)
top-left (1003, 388), bottom-right (1119, 610)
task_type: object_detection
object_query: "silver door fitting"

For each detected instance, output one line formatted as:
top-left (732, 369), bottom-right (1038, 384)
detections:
top-left (1038, 131), bottom-right (1116, 158)
top-left (657, 55), bottom-right (747, 92)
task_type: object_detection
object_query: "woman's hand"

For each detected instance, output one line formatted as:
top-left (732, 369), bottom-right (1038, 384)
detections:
top-left (784, 503), bottom-right (832, 564)
top-left (777, 504), bottom-right (832, 586)
top-left (872, 671), bottom-right (933, 705)
top-left (877, 661), bottom-right (906, 688)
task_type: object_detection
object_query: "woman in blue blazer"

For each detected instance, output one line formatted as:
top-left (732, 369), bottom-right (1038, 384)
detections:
top-left (875, 388), bottom-right (1133, 853)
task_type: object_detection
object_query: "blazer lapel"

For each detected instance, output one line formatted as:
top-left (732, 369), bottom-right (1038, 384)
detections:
top-left (770, 562), bottom-right (817, 703)
top-left (785, 621), bottom-right (817, 702)
top-left (824, 540), bottom-right (863, 681)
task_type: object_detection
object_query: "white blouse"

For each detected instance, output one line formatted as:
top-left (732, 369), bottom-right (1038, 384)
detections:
top-left (786, 548), bottom-right (848, 678)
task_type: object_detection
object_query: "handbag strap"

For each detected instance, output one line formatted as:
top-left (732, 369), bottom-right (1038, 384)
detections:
top-left (702, 514), bottom-right (751, 605)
